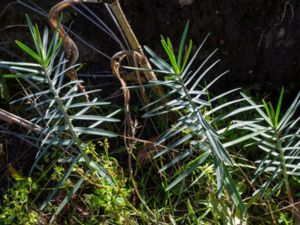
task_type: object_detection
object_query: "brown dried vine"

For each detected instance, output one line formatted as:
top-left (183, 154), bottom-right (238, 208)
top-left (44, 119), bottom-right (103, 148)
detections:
top-left (111, 51), bottom-right (156, 219)
top-left (49, 0), bottom-right (93, 101)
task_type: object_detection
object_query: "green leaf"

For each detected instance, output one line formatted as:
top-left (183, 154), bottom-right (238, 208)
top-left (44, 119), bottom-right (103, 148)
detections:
top-left (184, 48), bottom-right (218, 83)
top-left (25, 14), bottom-right (36, 44)
top-left (50, 177), bottom-right (84, 223)
top-left (165, 151), bottom-right (210, 191)
top-left (25, 15), bottom-right (42, 58)
top-left (73, 127), bottom-right (118, 137)
top-left (241, 92), bottom-right (273, 127)
top-left (70, 115), bottom-right (120, 122)
top-left (15, 40), bottom-right (42, 64)
top-left (67, 101), bottom-right (111, 109)
top-left (0, 61), bottom-right (42, 68)
top-left (177, 21), bottom-right (190, 69)
top-left (190, 59), bottom-right (221, 91)
top-left (269, 103), bottom-right (275, 119)
top-left (34, 23), bottom-right (44, 58)
top-left (223, 129), bottom-right (267, 148)
top-left (42, 27), bottom-right (49, 57)
top-left (161, 36), bottom-right (180, 74)
top-left (40, 154), bottom-right (81, 210)
top-left (154, 134), bottom-right (193, 159)
top-left (206, 130), bottom-right (232, 165)
top-left (180, 33), bottom-right (210, 79)
top-left (181, 39), bottom-right (193, 73)
top-left (278, 91), bottom-right (300, 130)
top-left (275, 87), bottom-right (284, 127)
top-left (122, 65), bottom-right (176, 75)
top-left (89, 160), bottom-right (114, 185)
top-left (144, 45), bottom-right (173, 71)
top-left (223, 166), bottom-right (248, 219)
top-left (45, 16), bottom-right (63, 67)
top-left (159, 149), bottom-right (192, 173)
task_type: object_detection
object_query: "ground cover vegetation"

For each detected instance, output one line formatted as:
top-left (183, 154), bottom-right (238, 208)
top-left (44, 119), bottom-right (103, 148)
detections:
top-left (0, 1), bottom-right (299, 224)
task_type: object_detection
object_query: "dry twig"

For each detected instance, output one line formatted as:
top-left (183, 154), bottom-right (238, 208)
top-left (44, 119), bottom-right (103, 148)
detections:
top-left (0, 108), bottom-right (43, 134)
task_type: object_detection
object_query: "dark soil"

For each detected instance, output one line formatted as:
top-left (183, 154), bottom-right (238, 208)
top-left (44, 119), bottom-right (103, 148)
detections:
top-left (123, 0), bottom-right (300, 97)
top-left (1, 0), bottom-right (299, 96)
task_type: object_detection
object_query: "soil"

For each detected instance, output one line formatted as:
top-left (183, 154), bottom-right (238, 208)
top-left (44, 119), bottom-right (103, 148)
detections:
top-left (1, 0), bottom-right (299, 96)
top-left (123, 0), bottom-right (300, 97)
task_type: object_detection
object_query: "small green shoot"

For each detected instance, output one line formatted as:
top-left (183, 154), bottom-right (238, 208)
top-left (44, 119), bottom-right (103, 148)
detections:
top-left (161, 21), bottom-right (193, 75)
top-left (15, 14), bottom-right (62, 68)
top-left (262, 87), bottom-right (284, 128)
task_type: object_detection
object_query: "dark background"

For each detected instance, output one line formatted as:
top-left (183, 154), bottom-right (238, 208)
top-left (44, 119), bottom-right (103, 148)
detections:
top-left (0, 0), bottom-right (299, 98)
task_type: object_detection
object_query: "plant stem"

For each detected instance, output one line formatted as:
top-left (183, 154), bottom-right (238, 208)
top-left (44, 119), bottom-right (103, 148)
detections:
top-left (276, 131), bottom-right (293, 205)
top-left (128, 151), bottom-right (157, 221)
top-left (108, 0), bottom-right (142, 52)
top-left (108, 0), bottom-right (165, 97)
top-left (45, 69), bottom-right (96, 177)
